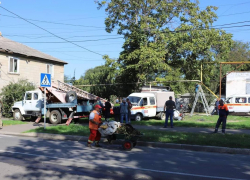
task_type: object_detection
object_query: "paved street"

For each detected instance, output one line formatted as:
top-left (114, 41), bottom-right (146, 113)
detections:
top-left (0, 134), bottom-right (249, 180)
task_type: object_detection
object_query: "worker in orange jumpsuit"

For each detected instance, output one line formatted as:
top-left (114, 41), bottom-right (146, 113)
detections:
top-left (88, 104), bottom-right (102, 147)
top-left (213, 99), bottom-right (229, 134)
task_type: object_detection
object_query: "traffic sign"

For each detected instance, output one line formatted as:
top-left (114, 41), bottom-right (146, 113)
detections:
top-left (40, 73), bottom-right (51, 87)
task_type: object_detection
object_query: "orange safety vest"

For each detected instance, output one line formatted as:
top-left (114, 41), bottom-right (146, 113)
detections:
top-left (89, 110), bottom-right (102, 130)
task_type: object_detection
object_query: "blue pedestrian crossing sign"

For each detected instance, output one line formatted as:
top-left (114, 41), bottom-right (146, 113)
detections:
top-left (40, 73), bottom-right (51, 87)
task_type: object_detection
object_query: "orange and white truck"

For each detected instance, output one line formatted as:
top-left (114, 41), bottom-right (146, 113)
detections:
top-left (127, 91), bottom-right (175, 121)
top-left (225, 94), bottom-right (250, 114)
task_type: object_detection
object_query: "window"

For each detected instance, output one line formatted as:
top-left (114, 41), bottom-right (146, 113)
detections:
top-left (142, 98), bottom-right (148, 106)
top-left (46, 64), bottom-right (54, 78)
top-left (33, 93), bottom-right (38, 100)
top-left (235, 97), bottom-right (246, 103)
top-left (248, 98), bottom-right (250, 103)
top-left (149, 97), bottom-right (155, 105)
top-left (9, 57), bottom-right (19, 73)
top-left (25, 93), bottom-right (32, 100)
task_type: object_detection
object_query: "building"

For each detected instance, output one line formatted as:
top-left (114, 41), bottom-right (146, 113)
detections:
top-left (0, 35), bottom-right (67, 92)
top-left (226, 71), bottom-right (250, 98)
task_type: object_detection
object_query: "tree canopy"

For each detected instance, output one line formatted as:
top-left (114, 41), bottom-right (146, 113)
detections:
top-left (96, 0), bottom-right (233, 95)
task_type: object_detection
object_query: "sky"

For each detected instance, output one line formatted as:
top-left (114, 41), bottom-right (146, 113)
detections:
top-left (0, 0), bottom-right (250, 79)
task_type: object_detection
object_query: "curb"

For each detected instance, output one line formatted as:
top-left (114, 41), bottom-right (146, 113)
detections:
top-left (1, 131), bottom-right (250, 155)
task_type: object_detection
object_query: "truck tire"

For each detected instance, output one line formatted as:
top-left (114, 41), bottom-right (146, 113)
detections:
top-left (65, 91), bottom-right (77, 103)
top-left (135, 113), bottom-right (142, 121)
top-left (13, 109), bottom-right (24, 121)
top-left (49, 110), bottom-right (61, 124)
top-left (160, 112), bottom-right (165, 120)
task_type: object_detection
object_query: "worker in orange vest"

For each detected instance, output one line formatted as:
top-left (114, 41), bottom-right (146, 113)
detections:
top-left (88, 104), bottom-right (102, 147)
top-left (213, 99), bottom-right (229, 134)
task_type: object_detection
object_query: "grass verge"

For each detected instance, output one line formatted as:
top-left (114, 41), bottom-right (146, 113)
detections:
top-left (2, 119), bottom-right (27, 126)
top-left (133, 115), bottom-right (250, 129)
top-left (25, 124), bottom-right (250, 149)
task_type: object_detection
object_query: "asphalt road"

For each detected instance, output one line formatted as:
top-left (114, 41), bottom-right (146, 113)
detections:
top-left (0, 134), bottom-right (249, 180)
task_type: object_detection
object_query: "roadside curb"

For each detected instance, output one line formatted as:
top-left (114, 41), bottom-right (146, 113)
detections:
top-left (1, 131), bottom-right (250, 155)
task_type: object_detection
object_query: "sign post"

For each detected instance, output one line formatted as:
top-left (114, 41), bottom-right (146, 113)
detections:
top-left (40, 73), bottom-right (51, 129)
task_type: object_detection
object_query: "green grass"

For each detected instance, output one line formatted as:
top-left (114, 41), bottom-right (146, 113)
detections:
top-left (2, 119), bottom-right (27, 126)
top-left (25, 124), bottom-right (250, 149)
top-left (133, 115), bottom-right (250, 129)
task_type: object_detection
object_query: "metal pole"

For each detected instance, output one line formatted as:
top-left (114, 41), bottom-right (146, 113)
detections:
top-left (44, 87), bottom-right (46, 129)
top-left (201, 64), bottom-right (202, 82)
top-left (219, 63), bottom-right (222, 99)
top-left (150, 82), bottom-right (151, 92)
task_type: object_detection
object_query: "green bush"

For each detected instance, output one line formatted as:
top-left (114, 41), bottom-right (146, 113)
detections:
top-left (0, 79), bottom-right (35, 117)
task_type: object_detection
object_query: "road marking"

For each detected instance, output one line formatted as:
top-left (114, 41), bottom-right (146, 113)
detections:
top-left (0, 150), bottom-right (246, 180)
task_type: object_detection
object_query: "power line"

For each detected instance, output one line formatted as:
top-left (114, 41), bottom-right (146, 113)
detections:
top-left (0, 13), bottom-right (106, 29)
top-left (0, 6), bottom-right (104, 56)
top-left (219, 10), bottom-right (250, 17)
top-left (212, 20), bottom-right (250, 28)
top-left (2, 37), bottom-right (123, 43)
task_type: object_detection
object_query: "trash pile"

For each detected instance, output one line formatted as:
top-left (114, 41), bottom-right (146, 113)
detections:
top-left (98, 121), bottom-right (121, 136)
top-left (98, 121), bottom-right (141, 136)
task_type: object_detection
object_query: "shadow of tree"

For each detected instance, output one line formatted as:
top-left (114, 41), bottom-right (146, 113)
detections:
top-left (0, 136), bottom-right (250, 180)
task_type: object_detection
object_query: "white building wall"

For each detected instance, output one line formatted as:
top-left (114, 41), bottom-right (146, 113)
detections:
top-left (226, 72), bottom-right (250, 98)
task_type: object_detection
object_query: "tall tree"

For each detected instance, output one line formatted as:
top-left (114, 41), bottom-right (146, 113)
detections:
top-left (97, 0), bottom-right (233, 94)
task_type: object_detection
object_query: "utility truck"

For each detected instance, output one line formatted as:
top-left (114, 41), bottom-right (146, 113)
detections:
top-left (127, 91), bottom-right (175, 121)
top-left (12, 81), bottom-right (106, 124)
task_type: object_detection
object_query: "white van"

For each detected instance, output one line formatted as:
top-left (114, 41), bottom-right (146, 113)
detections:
top-left (127, 91), bottom-right (175, 121)
top-left (225, 94), bottom-right (250, 114)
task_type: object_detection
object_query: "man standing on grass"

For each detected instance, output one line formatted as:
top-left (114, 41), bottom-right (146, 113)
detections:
top-left (164, 96), bottom-right (176, 128)
top-left (213, 99), bottom-right (229, 134)
top-left (88, 104), bottom-right (102, 148)
top-left (120, 98), bottom-right (128, 124)
top-left (126, 98), bottom-right (132, 124)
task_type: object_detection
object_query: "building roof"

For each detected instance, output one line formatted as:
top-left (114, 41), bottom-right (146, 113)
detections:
top-left (0, 36), bottom-right (67, 64)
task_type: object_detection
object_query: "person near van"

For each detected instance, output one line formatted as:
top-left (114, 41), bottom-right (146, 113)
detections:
top-left (126, 98), bottom-right (132, 123)
top-left (113, 99), bottom-right (120, 121)
top-left (213, 99), bottom-right (229, 134)
top-left (104, 99), bottom-right (111, 121)
top-left (195, 84), bottom-right (199, 94)
top-left (164, 96), bottom-right (176, 128)
top-left (211, 98), bottom-right (220, 115)
top-left (120, 98), bottom-right (128, 124)
top-left (88, 104), bottom-right (102, 148)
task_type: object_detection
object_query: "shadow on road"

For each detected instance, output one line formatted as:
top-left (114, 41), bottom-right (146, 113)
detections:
top-left (0, 136), bottom-right (250, 180)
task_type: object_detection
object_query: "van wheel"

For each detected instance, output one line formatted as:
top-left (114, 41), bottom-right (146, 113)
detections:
top-left (160, 112), bottom-right (165, 120)
top-left (49, 110), bottom-right (61, 124)
top-left (135, 114), bottom-right (142, 121)
top-left (13, 109), bottom-right (24, 121)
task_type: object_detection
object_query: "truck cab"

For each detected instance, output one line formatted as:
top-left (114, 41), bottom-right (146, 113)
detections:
top-left (128, 91), bottom-right (175, 121)
top-left (12, 90), bottom-right (43, 120)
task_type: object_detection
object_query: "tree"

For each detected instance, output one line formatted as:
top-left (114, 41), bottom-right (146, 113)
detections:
top-left (0, 79), bottom-right (36, 117)
top-left (97, 0), bottom-right (233, 95)
top-left (74, 59), bottom-right (119, 99)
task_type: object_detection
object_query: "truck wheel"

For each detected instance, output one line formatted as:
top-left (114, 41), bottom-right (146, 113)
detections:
top-left (49, 110), bottom-right (62, 124)
top-left (122, 141), bottom-right (133, 151)
top-left (160, 112), bottom-right (165, 120)
top-left (65, 91), bottom-right (77, 103)
top-left (13, 109), bottom-right (24, 121)
top-left (135, 114), bottom-right (142, 121)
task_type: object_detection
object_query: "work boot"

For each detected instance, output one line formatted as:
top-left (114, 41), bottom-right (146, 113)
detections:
top-left (87, 143), bottom-right (92, 148)
top-left (95, 143), bottom-right (102, 147)
top-left (163, 126), bottom-right (167, 128)
top-left (212, 130), bottom-right (218, 134)
top-left (33, 122), bottom-right (39, 126)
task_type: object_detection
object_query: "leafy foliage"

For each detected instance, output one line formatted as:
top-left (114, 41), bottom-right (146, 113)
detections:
top-left (96, 0), bottom-right (233, 96)
top-left (0, 79), bottom-right (36, 117)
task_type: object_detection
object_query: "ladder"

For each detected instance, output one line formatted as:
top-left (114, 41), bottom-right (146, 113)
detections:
top-left (52, 80), bottom-right (107, 104)
top-left (190, 85), bottom-right (210, 116)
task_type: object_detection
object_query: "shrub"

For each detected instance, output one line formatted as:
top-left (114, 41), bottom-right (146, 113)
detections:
top-left (0, 79), bottom-right (36, 118)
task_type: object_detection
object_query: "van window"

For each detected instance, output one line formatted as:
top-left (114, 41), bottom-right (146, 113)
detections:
top-left (33, 93), bottom-right (38, 100)
top-left (25, 93), bottom-right (32, 100)
top-left (248, 98), bottom-right (250, 103)
top-left (149, 97), bottom-right (155, 105)
top-left (141, 98), bottom-right (147, 106)
top-left (235, 97), bottom-right (247, 103)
